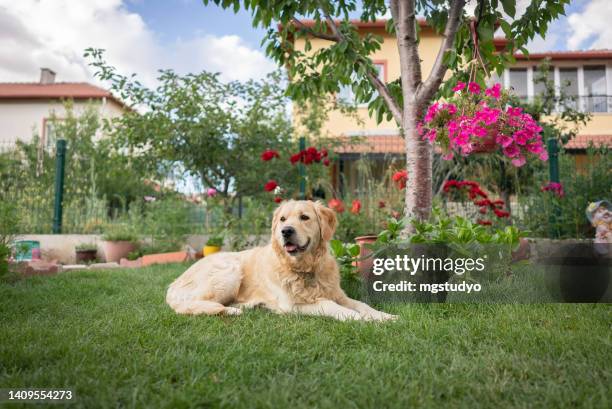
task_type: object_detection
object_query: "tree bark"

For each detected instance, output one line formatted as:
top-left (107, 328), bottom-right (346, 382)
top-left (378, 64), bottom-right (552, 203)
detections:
top-left (403, 104), bottom-right (432, 225)
top-left (390, 0), bottom-right (465, 230)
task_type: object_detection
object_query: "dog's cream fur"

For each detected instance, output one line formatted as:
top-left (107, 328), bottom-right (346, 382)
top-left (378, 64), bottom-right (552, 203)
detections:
top-left (166, 200), bottom-right (396, 321)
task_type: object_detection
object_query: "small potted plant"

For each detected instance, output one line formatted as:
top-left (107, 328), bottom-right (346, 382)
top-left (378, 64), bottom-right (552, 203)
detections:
top-left (75, 243), bottom-right (97, 263)
top-left (102, 225), bottom-right (139, 263)
top-left (203, 235), bottom-right (224, 257)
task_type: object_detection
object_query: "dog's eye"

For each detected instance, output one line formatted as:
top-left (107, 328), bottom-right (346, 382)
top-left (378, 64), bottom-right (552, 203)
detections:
top-left (300, 214), bottom-right (310, 221)
top-left (280, 216), bottom-right (286, 222)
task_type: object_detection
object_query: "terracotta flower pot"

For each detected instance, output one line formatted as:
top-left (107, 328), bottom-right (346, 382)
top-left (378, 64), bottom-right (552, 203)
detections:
top-left (203, 245), bottom-right (221, 257)
top-left (511, 237), bottom-right (531, 262)
top-left (75, 249), bottom-right (97, 263)
top-left (355, 235), bottom-right (378, 279)
top-left (103, 241), bottom-right (136, 263)
top-left (141, 251), bottom-right (188, 267)
top-left (472, 133), bottom-right (497, 153)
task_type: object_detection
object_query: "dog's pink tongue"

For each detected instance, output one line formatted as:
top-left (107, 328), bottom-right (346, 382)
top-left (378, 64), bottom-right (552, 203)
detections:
top-left (285, 244), bottom-right (297, 252)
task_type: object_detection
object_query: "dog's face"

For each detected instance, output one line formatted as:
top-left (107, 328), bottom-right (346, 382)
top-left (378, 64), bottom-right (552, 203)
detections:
top-left (272, 200), bottom-right (337, 257)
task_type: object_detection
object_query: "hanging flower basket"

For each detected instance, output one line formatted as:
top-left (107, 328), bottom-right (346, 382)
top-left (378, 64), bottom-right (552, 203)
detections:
top-left (419, 82), bottom-right (548, 167)
top-left (471, 131), bottom-right (497, 153)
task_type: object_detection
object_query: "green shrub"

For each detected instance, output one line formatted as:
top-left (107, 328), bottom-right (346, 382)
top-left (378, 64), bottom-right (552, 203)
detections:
top-left (0, 243), bottom-right (9, 278)
top-left (330, 240), bottom-right (361, 298)
top-left (102, 224), bottom-right (139, 243)
top-left (517, 146), bottom-right (611, 238)
top-left (206, 236), bottom-right (224, 247)
top-left (75, 243), bottom-right (97, 251)
top-left (0, 202), bottom-right (19, 280)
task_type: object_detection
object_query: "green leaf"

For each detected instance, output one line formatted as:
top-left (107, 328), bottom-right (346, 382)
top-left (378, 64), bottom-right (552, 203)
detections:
top-left (500, 0), bottom-right (516, 18)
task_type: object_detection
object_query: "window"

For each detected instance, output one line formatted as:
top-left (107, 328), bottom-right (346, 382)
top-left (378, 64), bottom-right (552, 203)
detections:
top-left (559, 68), bottom-right (579, 110)
top-left (584, 66), bottom-right (607, 112)
top-left (533, 67), bottom-right (554, 96)
top-left (508, 68), bottom-right (528, 100)
top-left (338, 62), bottom-right (385, 105)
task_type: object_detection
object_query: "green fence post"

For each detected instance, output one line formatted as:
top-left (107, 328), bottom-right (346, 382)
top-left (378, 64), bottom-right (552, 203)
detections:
top-left (547, 137), bottom-right (560, 238)
top-left (299, 136), bottom-right (306, 200)
top-left (52, 139), bottom-right (67, 234)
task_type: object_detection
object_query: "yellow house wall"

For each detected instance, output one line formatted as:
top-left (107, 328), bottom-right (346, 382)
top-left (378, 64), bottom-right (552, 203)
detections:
top-left (293, 29), bottom-right (612, 139)
top-left (295, 27), bottom-right (442, 136)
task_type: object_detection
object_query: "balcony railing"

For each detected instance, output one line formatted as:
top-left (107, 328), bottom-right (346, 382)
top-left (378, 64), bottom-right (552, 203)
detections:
top-left (527, 95), bottom-right (612, 113)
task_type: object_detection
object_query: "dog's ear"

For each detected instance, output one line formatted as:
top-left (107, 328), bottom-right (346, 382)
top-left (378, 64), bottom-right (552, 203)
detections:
top-left (271, 202), bottom-right (284, 234)
top-left (315, 201), bottom-right (337, 242)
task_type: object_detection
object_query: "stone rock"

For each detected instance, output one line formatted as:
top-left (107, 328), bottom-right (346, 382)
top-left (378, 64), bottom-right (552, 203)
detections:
top-left (89, 262), bottom-right (120, 269)
top-left (62, 264), bottom-right (89, 271)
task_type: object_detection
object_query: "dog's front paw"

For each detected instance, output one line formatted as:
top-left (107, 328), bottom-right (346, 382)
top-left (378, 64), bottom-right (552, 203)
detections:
top-left (362, 310), bottom-right (398, 322)
top-left (223, 307), bottom-right (243, 316)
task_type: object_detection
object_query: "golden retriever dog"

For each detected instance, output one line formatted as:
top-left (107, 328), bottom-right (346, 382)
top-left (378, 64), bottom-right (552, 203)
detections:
top-left (166, 200), bottom-right (396, 321)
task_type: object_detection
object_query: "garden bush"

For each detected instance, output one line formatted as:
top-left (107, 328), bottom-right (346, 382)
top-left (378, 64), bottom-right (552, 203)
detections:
top-left (517, 146), bottom-right (611, 238)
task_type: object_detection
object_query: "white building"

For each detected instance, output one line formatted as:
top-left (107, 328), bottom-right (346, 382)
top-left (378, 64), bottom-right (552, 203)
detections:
top-left (0, 68), bottom-right (127, 148)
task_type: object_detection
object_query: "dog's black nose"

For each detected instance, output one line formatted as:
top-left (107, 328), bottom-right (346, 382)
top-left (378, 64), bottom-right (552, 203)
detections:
top-left (281, 226), bottom-right (295, 238)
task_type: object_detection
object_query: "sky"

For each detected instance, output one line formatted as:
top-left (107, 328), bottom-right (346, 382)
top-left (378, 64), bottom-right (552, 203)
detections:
top-left (0, 0), bottom-right (611, 86)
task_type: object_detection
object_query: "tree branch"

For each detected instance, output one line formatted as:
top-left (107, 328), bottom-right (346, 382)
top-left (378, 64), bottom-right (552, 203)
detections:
top-left (418, 0), bottom-right (466, 103)
top-left (291, 18), bottom-right (339, 42)
top-left (322, 12), bottom-right (403, 125)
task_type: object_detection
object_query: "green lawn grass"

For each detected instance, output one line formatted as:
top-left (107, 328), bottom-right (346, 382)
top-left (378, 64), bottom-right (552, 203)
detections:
top-left (1, 264), bottom-right (610, 408)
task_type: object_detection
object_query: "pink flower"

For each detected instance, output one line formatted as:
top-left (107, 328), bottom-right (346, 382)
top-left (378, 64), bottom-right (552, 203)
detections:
top-left (473, 126), bottom-right (487, 138)
top-left (539, 150), bottom-right (549, 161)
top-left (511, 156), bottom-right (526, 167)
top-left (513, 130), bottom-right (529, 145)
top-left (506, 106), bottom-right (522, 116)
top-left (424, 103), bottom-right (440, 123)
top-left (474, 106), bottom-right (501, 125)
top-left (503, 144), bottom-right (520, 158)
top-left (541, 182), bottom-right (564, 198)
top-left (485, 83), bottom-right (502, 99)
top-left (453, 81), bottom-right (466, 92)
top-left (496, 134), bottom-right (514, 148)
top-left (207, 188), bottom-right (217, 197)
top-left (468, 82), bottom-right (481, 94)
top-left (443, 103), bottom-right (457, 115)
top-left (424, 129), bottom-right (437, 143)
top-left (442, 152), bottom-right (454, 161)
top-left (526, 142), bottom-right (545, 154)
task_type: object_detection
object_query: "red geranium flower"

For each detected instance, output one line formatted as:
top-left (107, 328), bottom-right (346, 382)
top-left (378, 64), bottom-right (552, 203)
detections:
top-left (328, 198), bottom-right (345, 213)
top-left (323, 158), bottom-right (330, 166)
top-left (350, 199), bottom-right (361, 214)
top-left (378, 200), bottom-right (386, 208)
top-left (264, 180), bottom-right (278, 192)
top-left (493, 209), bottom-right (510, 218)
top-left (477, 219), bottom-right (492, 226)
top-left (474, 199), bottom-right (492, 207)
top-left (261, 149), bottom-right (280, 161)
top-left (392, 170), bottom-right (408, 189)
top-left (290, 153), bottom-right (301, 164)
top-left (274, 196), bottom-right (283, 203)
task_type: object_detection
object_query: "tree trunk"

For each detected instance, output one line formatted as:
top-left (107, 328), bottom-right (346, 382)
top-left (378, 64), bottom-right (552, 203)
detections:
top-left (403, 105), bottom-right (432, 231)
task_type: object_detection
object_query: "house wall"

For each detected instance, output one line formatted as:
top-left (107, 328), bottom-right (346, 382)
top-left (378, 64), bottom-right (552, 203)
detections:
top-left (294, 27), bottom-right (443, 137)
top-left (293, 29), bottom-right (612, 141)
top-left (0, 98), bottom-right (125, 147)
